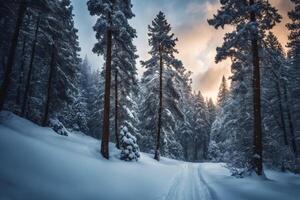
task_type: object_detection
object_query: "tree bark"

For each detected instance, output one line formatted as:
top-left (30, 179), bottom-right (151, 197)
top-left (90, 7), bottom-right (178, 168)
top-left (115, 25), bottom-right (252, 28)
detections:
top-left (42, 45), bottom-right (55, 127)
top-left (21, 16), bottom-right (41, 117)
top-left (154, 45), bottom-right (163, 161)
top-left (16, 38), bottom-right (27, 108)
top-left (250, 0), bottom-right (263, 176)
top-left (194, 139), bottom-right (198, 161)
top-left (283, 85), bottom-right (297, 155)
top-left (101, 13), bottom-right (113, 159)
top-left (0, 0), bottom-right (27, 111)
top-left (276, 83), bottom-right (288, 145)
top-left (115, 69), bottom-right (120, 149)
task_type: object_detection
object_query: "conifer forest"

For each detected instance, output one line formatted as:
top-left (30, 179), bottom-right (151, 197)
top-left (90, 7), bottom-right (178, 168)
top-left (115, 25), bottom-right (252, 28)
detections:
top-left (0, 0), bottom-right (300, 200)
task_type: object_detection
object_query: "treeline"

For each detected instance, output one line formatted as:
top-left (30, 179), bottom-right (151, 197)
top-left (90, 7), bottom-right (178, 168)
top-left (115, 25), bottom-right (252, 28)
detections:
top-left (0, 0), bottom-right (81, 132)
top-left (209, 0), bottom-right (300, 175)
top-left (1, 0), bottom-right (299, 175)
top-left (0, 0), bottom-right (215, 162)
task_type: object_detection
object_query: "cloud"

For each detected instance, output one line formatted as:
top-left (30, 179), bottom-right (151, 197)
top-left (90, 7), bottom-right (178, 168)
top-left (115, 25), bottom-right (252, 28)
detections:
top-left (174, 1), bottom-right (232, 99)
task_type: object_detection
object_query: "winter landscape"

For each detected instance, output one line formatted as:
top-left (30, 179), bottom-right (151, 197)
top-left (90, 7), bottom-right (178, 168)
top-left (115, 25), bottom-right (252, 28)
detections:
top-left (0, 0), bottom-right (300, 200)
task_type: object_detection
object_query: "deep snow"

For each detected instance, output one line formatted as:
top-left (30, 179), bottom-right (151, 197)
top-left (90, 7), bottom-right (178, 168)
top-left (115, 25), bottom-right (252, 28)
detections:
top-left (0, 111), bottom-right (299, 200)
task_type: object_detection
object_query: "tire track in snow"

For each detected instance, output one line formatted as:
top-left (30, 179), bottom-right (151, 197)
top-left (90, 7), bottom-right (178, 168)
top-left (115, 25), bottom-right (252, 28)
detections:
top-left (164, 163), bottom-right (217, 200)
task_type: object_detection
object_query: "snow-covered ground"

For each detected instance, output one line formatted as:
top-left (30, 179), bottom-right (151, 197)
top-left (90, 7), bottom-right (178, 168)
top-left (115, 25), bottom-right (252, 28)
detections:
top-left (0, 111), bottom-right (299, 200)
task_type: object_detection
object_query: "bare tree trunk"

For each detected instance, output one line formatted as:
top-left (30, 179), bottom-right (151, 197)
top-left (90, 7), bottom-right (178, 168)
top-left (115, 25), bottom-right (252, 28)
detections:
top-left (276, 83), bottom-right (288, 145)
top-left (101, 13), bottom-right (113, 159)
top-left (250, 0), bottom-right (263, 176)
top-left (0, 0), bottom-right (27, 110)
top-left (183, 137), bottom-right (188, 161)
top-left (154, 45), bottom-right (163, 161)
top-left (115, 69), bottom-right (120, 149)
top-left (194, 139), bottom-right (198, 161)
top-left (283, 85), bottom-right (297, 155)
top-left (42, 45), bottom-right (55, 127)
top-left (16, 38), bottom-right (27, 109)
top-left (21, 16), bottom-right (41, 117)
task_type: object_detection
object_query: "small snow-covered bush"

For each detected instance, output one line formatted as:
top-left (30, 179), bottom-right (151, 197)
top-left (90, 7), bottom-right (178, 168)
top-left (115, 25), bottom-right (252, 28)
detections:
top-left (49, 118), bottom-right (69, 136)
top-left (120, 126), bottom-right (140, 161)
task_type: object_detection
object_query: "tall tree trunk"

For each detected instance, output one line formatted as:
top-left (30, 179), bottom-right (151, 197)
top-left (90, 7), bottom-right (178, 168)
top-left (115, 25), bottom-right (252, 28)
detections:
top-left (21, 16), bottom-right (41, 117)
top-left (0, 0), bottom-right (27, 111)
top-left (154, 45), bottom-right (163, 161)
top-left (250, 0), bottom-right (263, 176)
top-left (183, 138), bottom-right (188, 161)
top-left (194, 139), bottom-right (198, 161)
top-left (283, 85), bottom-right (297, 155)
top-left (276, 83), bottom-right (288, 145)
top-left (42, 45), bottom-right (55, 127)
top-left (16, 37), bottom-right (27, 109)
top-left (101, 13), bottom-right (113, 159)
top-left (115, 69), bottom-right (120, 149)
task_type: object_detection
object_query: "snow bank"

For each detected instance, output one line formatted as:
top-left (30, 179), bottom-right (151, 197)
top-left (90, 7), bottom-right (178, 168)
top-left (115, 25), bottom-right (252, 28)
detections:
top-left (1, 111), bottom-right (299, 200)
top-left (0, 111), bottom-right (183, 200)
top-left (200, 163), bottom-right (300, 200)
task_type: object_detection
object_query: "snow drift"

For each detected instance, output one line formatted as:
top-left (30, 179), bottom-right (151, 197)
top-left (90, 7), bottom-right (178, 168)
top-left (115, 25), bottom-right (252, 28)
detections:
top-left (0, 111), bottom-right (299, 200)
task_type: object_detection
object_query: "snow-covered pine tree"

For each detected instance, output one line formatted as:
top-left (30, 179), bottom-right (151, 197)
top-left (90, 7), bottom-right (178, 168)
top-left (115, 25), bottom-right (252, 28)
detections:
top-left (217, 76), bottom-right (229, 107)
top-left (88, 69), bottom-right (104, 139)
top-left (87, 0), bottom-right (114, 158)
top-left (120, 126), bottom-right (140, 161)
top-left (286, 0), bottom-right (300, 172)
top-left (176, 69), bottom-right (194, 161)
top-left (208, 0), bottom-right (281, 176)
top-left (42, 0), bottom-right (81, 131)
top-left (110, 0), bottom-right (139, 149)
top-left (70, 56), bottom-right (92, 134)
top-left (207, 98), bottom-right (217, 127)
top-left (0, 0), bottom-right (81, 131)
top-left (0, 0), bottom-right (27, 111)
top-left (261, 32), bottom-right (296, 171)
top-left (191, 91), bottom-right (210, 161)
top-left (88, 0), bottom-right (137, 158)
top-left (140, 11), bottom-right (184, 160)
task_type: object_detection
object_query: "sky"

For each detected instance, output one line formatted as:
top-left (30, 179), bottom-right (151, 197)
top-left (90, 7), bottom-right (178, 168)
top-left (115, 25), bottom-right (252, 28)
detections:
top-left (71, 0), bottom-right (293, 101)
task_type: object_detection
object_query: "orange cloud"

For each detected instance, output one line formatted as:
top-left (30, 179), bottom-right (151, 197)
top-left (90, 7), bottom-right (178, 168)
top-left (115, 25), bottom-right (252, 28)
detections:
top-left (174, 0), bottom-right (293, 101)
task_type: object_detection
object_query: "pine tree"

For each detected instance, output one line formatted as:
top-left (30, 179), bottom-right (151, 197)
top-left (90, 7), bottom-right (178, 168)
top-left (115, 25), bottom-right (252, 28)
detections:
top-left (261, 32), bottom-right (296, 171)
top-left (208, 0), bottom-right (281, 176)
top-left (192, 92), bottom-right (210, 161)
top-left (207, 98), bottom-right (217, 126)
top-left (88, 0), bottom-right (137, 159)
top-left (140, 12), bottom-right (184, 160)
top-left (0, 0), bottom-right (27, 111)
top-left (286, 0), bottom-right (300, 172)
top-left (120, 126), bottom-right (140, 161)
top-left (110, 1), bottom-right (139, 149)
top-left (217, 76), bottom-right (229, 107)
top-left (42, 0), bottom-right (81, 130)
top-left (88, 69), bottom-right (104, 139)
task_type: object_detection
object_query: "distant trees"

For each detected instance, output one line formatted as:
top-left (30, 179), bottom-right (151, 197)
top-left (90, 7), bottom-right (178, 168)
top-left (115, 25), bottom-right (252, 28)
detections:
top-left (217, 76), bottom-right (229, 107)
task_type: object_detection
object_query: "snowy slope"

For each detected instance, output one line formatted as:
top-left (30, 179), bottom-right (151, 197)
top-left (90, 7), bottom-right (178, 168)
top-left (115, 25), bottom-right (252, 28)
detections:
top-left (0, 111), bottom-right (300, 200)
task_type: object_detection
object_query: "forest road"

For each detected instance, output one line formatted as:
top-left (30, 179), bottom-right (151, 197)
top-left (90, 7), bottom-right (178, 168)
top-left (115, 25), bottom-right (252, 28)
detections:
top-left (164, 163), bottom-right (217, 200)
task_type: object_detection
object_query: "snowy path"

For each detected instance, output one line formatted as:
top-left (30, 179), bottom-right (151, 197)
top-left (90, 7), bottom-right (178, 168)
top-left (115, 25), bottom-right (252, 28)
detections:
top-left (164, 163), bottom-right (217, 200)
